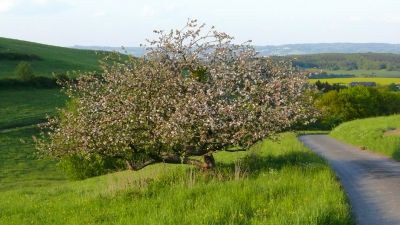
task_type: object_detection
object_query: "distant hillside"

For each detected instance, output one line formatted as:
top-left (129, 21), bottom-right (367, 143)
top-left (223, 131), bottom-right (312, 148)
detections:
top-left (74, 43), bottom-right (400, 57)
top-left (73, 45), bottom-right (146, 57)
top-left (255, 43), bottom-right (400, 56)
top-left (0, 37), bottom-right (103, 79)
top-left (280, 53), bottom-right (400, 71)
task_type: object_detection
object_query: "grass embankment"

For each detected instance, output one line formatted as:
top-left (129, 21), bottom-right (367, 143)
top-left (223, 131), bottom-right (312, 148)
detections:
top-left (0, 37), bottom-right (102, 79)
top-left (331, 115), bottom-right (400, 160)
top-left (0, 88), bottom-right (67, 129)
top-left (309, 77), bottom-right (400, 85)
top-left (0, 131), bottom-right (353, 225)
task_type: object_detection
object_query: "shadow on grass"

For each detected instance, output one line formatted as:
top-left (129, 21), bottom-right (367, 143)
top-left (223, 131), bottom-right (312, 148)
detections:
top-left (212, 150), bottom-right (326, 180)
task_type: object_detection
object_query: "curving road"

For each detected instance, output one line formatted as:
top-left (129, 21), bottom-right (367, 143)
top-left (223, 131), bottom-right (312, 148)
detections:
top-left (300, 135), bottom-right (400, 225)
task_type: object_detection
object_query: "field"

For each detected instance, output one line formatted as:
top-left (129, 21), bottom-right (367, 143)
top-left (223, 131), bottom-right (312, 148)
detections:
top-left (0, 130), bottom-right (353, 225)
top-left (307, 69), bottom-right (400, 78)
top-left (330, 115), bottom-right (400, 160)
top-left (309, 77), bottom-right (400, 85)
top-left (0, 88), bottom-right (66, 129)
top-left (0, 37), bottom-right (102, 79)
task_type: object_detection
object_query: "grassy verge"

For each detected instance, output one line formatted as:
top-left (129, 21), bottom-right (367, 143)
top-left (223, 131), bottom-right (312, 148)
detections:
top-left (0, 88), bottom-right (66, 129)
top-left (0, 132), bottom-right (353, 225)
top-left (330, 115), bottom-right (400, 160)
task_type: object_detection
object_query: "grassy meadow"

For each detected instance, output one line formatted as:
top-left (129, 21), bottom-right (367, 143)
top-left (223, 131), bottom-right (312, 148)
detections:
top-left (0, 126), bottom-right (67, 191)
top-left (0, 88), bottom-right (67, 129)
top-left (330, 115), bottom-right (400, 160)
top-left (0, 131), bottom-right (353, 225)
top-left (0, 37), bottom-right (102, 79)
top-left (309, 77), bottom-right (400, 85)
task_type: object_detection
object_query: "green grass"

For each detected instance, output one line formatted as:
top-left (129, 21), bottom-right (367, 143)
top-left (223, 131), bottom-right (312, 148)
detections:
top-left (330, 115), bottom-right (400, 160)
top-left (0, 132), bottom-right (353, 225)
top-left (0, 126), bottom-right (67, 191)
top-left (0, 88), bottom-right (67, 129)
top-left (309, 77), bottom-right (400, 85)
top-left (0, 37), bottom-right (103, 79)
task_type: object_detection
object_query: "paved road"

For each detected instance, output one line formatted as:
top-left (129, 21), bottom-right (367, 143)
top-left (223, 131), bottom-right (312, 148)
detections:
top-left (299, 135), bottom-right (400, 225)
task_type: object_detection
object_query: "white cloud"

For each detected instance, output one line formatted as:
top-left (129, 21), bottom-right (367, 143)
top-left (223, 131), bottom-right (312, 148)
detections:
top-left (0, 0), bottom-right (17, 12)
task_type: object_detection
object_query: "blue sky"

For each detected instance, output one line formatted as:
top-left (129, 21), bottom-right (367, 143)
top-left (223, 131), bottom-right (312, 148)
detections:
top-left (0, 0), bottom-right (399, 46)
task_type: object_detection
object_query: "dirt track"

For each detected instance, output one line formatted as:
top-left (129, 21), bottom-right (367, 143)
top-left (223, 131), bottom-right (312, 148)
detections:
top-left (300, 135), bottom-right (400, 225)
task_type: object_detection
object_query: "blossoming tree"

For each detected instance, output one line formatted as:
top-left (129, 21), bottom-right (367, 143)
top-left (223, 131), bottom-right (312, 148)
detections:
top-left (37, 19), bottom-right (315, 172)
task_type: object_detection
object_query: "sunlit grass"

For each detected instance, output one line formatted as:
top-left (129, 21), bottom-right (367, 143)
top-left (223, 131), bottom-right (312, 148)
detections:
top-left (330, 115), bottom-right (400, 160)
top-left (0, 88), bottom-right (66, 129)
top-left (0, 132), bottom-right (353, 225)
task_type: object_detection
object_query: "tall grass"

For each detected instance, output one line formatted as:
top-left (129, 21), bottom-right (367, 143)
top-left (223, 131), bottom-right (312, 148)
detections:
top-left (330, 115), bottom-right (400, 159)
top-left (0, 132), bottom-right (353, 225)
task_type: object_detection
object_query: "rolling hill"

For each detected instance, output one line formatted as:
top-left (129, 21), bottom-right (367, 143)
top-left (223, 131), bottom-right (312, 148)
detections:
top-left (0, 37), bottom-right (103, 79)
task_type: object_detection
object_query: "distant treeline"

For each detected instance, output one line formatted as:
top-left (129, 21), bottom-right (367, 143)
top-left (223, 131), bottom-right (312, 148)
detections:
top-left (0, 76), bottom-right (66, 89)
top-left (308, 73), bottom-right (355, 79)
top-left (279, 53), bottom-right (400, 71)
top-left (0, 52), bottom-right (42, 61)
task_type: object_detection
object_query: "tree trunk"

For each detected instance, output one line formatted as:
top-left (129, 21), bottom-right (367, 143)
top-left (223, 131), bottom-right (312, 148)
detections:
top-left (125, 152), bottom-right (216, 171)
top-left (125, 159), bottom-right (156, 171)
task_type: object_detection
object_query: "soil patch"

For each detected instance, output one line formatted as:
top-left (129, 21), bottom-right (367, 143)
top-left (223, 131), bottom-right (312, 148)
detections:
top-left (384, 128), bottom-right (400, 137)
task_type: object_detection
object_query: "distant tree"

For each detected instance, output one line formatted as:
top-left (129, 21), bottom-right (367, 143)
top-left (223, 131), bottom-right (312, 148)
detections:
top-left (314, 80), bottom-right (346, 93)
top-left (15, 61), bottom-right (35, 81)
top-left (37, 19), bottom-right (316, 174)
top-left (316, 86), bottom-right (400, 128)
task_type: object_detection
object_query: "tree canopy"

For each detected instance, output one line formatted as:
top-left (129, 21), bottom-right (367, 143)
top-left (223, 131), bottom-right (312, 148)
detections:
top-left (37, 20), bottom-right (316, 174)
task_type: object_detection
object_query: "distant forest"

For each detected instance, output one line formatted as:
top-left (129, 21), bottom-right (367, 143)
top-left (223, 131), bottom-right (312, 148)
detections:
top-left (279, 53), bottom-right (400, 71)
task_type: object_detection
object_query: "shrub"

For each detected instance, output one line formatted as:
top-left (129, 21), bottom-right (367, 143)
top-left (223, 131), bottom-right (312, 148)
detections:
top-left (15, 61), bottom-right (35, 81)
top-left (58, 154), bottom-right (125, 180)
top-left (315, 86), bottom-right (400, 128)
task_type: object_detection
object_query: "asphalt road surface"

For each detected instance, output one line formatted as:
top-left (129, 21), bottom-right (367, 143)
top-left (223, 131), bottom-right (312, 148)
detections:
top-left (300, 135), bottom-right (400, 225)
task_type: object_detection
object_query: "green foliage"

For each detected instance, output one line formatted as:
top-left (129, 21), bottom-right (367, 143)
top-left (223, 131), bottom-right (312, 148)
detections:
top-left (314, 80), bottom-right (346, 92)
top-left (14, 61), bottom-right (35, 81)
top-left (331, 115), bottom-right (400, 160)
top-left (59, 154), bottom-right (125, 180)
top-left (315, 86), bottom-right (400, 128)
top-left (0, 132), bottom-right (353, 224)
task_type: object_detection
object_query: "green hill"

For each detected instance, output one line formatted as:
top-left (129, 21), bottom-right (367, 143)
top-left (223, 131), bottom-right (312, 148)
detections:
top-left (0, 37), bottom-right (103, 79)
